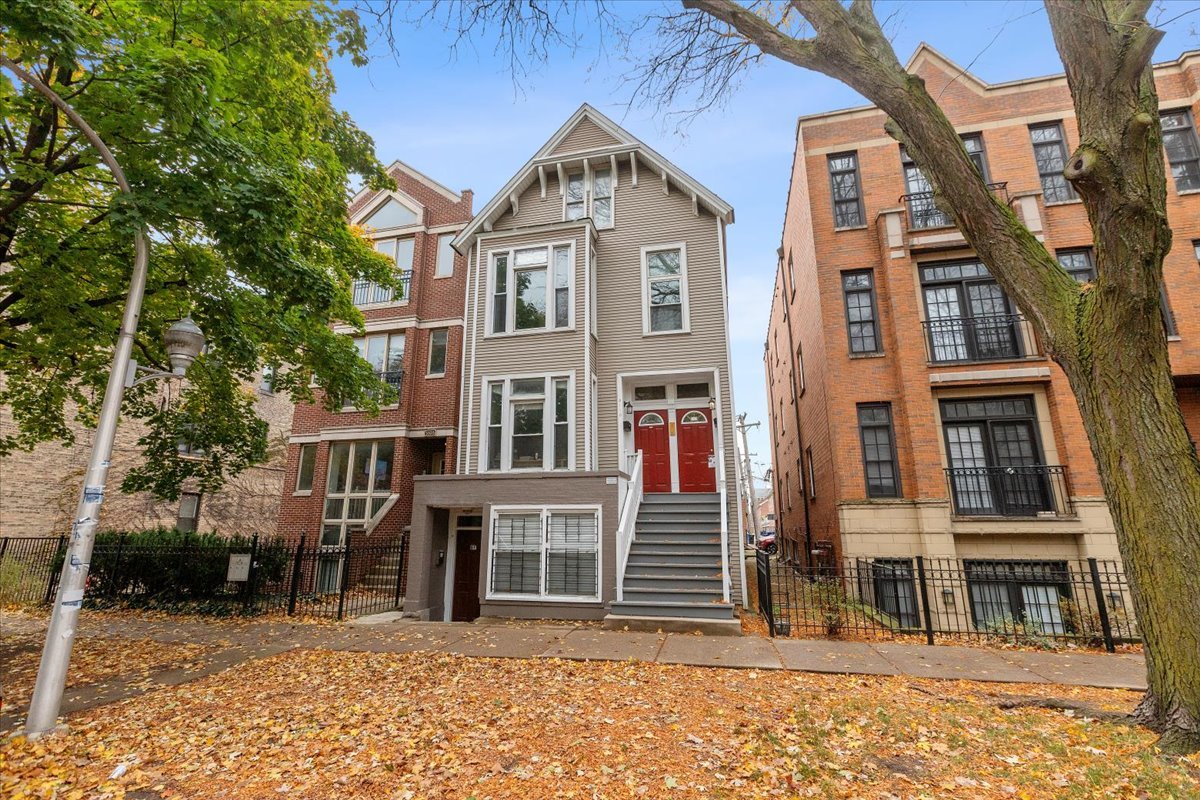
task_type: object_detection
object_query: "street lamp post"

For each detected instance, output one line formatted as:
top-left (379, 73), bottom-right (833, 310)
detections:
top-left (1, 55), bottom-right (205, 737)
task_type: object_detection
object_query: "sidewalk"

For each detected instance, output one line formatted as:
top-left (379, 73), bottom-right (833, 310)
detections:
top-left (1, 610), bottom-right (1147, 731)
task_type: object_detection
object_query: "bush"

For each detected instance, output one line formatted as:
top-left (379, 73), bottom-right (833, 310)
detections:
top-left (53, 528), bottom-right (288, 602)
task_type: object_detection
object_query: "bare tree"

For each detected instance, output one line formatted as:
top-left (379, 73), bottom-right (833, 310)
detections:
top-left (386, 0), bottom-right (1200, 752)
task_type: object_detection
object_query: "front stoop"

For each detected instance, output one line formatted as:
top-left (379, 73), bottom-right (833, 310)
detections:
top-left (610, 492), bottom-right (738, 634)
top-left (601, 613), bottom-right (742, 636)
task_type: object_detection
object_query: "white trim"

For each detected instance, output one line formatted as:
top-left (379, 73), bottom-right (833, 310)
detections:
top-left (353, 190), bottom-right (424, 229)
top-left (289, 425), bottom-right (457, 444)
top-left (332, 317), bottom-right (464, 335)
top-left (435, 232), bottom-right (456, 278)
top-left (717, 217), bottom-right (748, 609)
top-left (484, 239), bottom-right (577, 338)
top-left (484, 504), bottom-right (603, 604)
top-left (442, 516), bottom-right (458, 622)
top-left (640, 242), bottom-right (691, 336)
top-left (293, 442), bottom-right (318, 494)
top-left (477, 371), bottom-right (578, 474)
top-left (615, 368), bottom-right (720, 494)
top-left (583, 232), bottom-right (593, 471)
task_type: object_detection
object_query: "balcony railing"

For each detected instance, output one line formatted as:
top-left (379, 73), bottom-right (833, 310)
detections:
top-left (367, 369), bottom-right (404, 403)
top-left (945, 465), bottom-right (1073, 518)
top-left (353, 270), bottom-right (413, 306)
top-left (922, 313), bottom-right (1035, 364)
top-left (901, 182), bottom-right (1009, 230)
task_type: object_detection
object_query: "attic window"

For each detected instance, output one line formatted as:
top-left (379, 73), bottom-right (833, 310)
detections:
top-left (562, 170), bottom-right (614, 229)
top-left (364, 198), bottom-right (419, 229)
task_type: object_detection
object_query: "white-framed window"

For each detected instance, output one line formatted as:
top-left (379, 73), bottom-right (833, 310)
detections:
top-left (436, 233), bottom-right (456, 277)
top-left (488, 506), bottom-right (600, 601)
top-left (322, 440), bottom-right (394, 547)
top-left (363, 197), bottom-right (419, 229)
top-left (641, 243), bottom-right (689, 335)
top-left (562, 169), bottom-right (614, 229)
top-left (350, 332), bottom-right (405, 405)
top-left (295, 443), bottom-right (317, 493)
top-left (487, 242), bottom-right (573, 335)
top-left (427, 328), bottom-right (448, 376)
top-left (355, 236), bottom-right (414, 306)
top-left (259, 364), bottom-right (276, 394)
top-left (482, 374), bottom-right (573, 472)
top-left (177, 492), bottom-right (201, 533)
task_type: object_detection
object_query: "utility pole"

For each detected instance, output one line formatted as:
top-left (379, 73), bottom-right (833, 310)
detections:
top-left (736, 413), bottom-right (761, 546)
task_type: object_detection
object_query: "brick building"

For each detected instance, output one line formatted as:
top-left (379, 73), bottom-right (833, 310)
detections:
top-left (0, 370), bottom-right (292, 538)
top-left (275, 162), bottom-right (473, 565)
top-left (764, 45), bottom-right (1200, 584)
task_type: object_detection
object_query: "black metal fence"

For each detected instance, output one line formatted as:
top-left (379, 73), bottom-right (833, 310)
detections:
top-left (755, 551), bottom-right (1137, 652)
top-left (0, 532), bottom-right (408, 621)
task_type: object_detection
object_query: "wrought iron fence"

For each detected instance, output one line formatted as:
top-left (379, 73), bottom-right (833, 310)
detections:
top-left (944, 465), bottom-right (1073, 518)
top-left (755, 551), bottom-right (1136, 651)
top-left (0, 532), bottom-right (408, 621)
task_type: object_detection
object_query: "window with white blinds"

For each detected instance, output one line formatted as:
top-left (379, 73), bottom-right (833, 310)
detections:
top-left (489, 508), bottom-right (601, 600)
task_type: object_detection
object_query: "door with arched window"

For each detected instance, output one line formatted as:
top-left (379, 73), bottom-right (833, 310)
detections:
top-left (677, 409), bottom-right (717, 492)
top-left (634, 410), bottom-right (671, 492)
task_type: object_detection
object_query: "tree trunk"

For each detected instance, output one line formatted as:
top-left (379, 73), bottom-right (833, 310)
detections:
top-left (685, 0), bottom-right (1200, 752)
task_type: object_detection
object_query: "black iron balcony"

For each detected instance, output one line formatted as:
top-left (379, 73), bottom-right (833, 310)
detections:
top-left (352, 269), bottom-right (413, 306)
top-left (922, 313), bottom-right (1036, 364)
top-left (366, 369), bottom-right (404, 404)
top-left (945, 465), bottom-right (1073, 518)
top-left (901, 182), bottom-right (1009, 231)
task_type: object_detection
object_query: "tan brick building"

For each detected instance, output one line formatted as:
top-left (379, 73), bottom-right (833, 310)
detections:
top-left (0, 372), bottom-right (293, 538)
top-left (274, 162), bottom-right (473, 561)
top-left (764, 45), bottom-right (1200, 583)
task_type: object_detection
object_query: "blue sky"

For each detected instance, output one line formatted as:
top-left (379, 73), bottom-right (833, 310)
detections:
top-left (329, 1), bottom-right (1199, 481)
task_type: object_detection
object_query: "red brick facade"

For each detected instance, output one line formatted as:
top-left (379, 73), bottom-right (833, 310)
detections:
top-left (275, 162), bottom-right (473, 547)
top-left (764, 46), bottom-right (1200, 565)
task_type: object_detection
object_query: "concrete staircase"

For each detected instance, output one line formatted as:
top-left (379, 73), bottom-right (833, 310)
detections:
top-left (607, 492), bottom-right (736, 631)
top-left (360, 549), bottom-right (405, 598)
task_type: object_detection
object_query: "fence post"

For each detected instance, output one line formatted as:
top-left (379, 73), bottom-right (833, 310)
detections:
top-left (243, 533), bottom-right (260, 614)
top-left (1087, 557), bottom-right (1116, 653)
top-left (915, 556), bottom-right (935, 646)
top-left (287, 534), bottom-right (305, 617)
top-left (756, 550), bottom-right (775, 637)
top-left (0, 536), bottom-right (9, 562)
top-left (44, 536), bottom-right (67, 605)
top-left (337, 529), bottom-right (352, 621)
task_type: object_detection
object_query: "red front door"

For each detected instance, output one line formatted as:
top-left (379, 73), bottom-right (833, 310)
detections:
top-left (677, 408), bottom-right (717, 492)
top-left (634, 410), bottom-right (672, 492)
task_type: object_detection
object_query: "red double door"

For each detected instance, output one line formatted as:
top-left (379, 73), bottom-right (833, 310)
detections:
top-left (633, 408), bottom-right (716, 493)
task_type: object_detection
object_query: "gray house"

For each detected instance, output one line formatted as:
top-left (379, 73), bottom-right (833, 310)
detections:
top-left (404, 105), bottom-right (744, 628)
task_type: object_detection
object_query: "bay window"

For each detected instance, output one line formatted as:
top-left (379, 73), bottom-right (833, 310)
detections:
top-left (319, 439), bottom-right (394, 592)
top-left (483, 375), bottom-right (573, 471)
top-left (490, 507), bottom-right (600, 600)
top-left (489, 243), bottom-right (573, 334)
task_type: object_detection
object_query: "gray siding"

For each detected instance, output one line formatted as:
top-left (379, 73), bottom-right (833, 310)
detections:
top-left (549, 117), bottom-right (622, 155)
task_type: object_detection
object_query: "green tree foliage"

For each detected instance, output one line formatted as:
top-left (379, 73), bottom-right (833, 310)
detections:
top-left (0, 0), bottom-right (400, 496)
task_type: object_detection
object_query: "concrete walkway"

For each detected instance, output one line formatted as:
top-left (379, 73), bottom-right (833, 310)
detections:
top-left (1, 611), bottom-right (1146, 731)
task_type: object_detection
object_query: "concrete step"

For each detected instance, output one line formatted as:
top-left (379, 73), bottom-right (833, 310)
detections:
top-left (608, 600), bottom-right (736, 620)
top-left (624, 560), bottom-right (722, 576)
top-left (623, 574), bottom-right (723, 591)
top-left (622, 586), bottom-right (724, 604)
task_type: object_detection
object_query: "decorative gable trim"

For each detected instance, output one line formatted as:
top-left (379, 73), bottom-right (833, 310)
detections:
top-left (351, 188), bottom-right (425, 229)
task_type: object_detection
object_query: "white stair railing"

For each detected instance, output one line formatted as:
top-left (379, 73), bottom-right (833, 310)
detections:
top-left (615, 451), bottom-right (644, 602)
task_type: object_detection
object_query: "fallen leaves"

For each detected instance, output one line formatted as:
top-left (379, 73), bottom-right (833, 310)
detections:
top-left (0, 647), bottom-right (1197, 799)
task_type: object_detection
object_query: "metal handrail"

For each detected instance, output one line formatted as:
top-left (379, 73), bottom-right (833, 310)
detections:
top-left (900, 182), bottom-right (1009, 230)
top-left (944, 464), bottom-right (1073, 518)
top-left (615, 451), bottom-right (644, 603)
top-left (922, 313), bottom-right (1033, 364)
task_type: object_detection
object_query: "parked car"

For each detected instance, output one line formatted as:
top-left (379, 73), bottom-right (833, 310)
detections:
top-left (757, 530), bottom-right (778, 555)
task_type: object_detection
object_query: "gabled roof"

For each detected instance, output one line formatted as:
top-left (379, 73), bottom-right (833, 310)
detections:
top-left (453, 103), bottom-right (733, 252)
top-left (347, 159), bottom-right (463, 218)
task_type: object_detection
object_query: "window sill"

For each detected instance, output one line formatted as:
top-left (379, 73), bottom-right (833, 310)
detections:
top-left (834, 224), bottom-right (869, 232)
top-left (485, 594), bottom-right (602, 604)
top-left (485, 326), bottom-right (576, 340)
top-left (433, 274), bottom-right (454, 280)
top-left (1168, 335), bottom-right (1183, 342)
top-left (1044, 199), bottom-right (1083, 207)
top-left (293, 490), bottom-right (313, 498)
top-left (426, 372), bottom-right (447, 379)
top-left (642, 328), bottom-right (691, 338)
top-left (849, 351), bottom-right (886, 360)
top-left (950, 514), bottom-right (1078, 523)
top-left (1175, 189), bottom-right (1200, 196)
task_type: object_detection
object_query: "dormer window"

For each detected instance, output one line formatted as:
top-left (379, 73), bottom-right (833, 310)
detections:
top-left (562, 169), bottom-right (614, 229)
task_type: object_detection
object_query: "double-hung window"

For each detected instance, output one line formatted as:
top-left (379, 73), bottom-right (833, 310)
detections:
top-left (427, 329), bottom-right (448, 376)
top-left (295, 443), bottom-right (317, 493)
top-left (642, 245), bottom-right (688, 334)
top-left (1029, 123), bottom-right (1077, 203)
top-left (490, 244), bottom-right (573, 334)
top-left (484, 375), bottom-right (572, 471)
top-left (1161, 109), bottom-right (1200, 193)
top-left (563, 169), bottom-right (613, 228)
top-left (435, 233), bottom-right (456, 277)
top-left (490, 507), bottom-right (600, 600)
top-left (352, 332), bottom-right (405, 403)
top-left (858, 403), bottom-right (901, 498)
top-left (1057, 248), bottom-right (1176, 335)
top-left (356, 237), bottom-right (414, 306)
top-left (827, 152), bottom-right (864, 228)
top-left (842, 270), bottom-right (880, 354)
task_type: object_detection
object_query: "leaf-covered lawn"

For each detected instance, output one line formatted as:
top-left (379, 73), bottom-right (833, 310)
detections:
top-left (3, 649), bottom-right (1197, 799)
